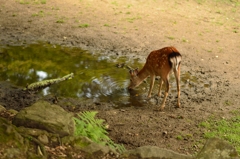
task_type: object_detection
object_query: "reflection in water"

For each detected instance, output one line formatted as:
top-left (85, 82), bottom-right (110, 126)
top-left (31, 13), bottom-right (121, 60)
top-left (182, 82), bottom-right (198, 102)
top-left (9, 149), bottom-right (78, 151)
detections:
top-left (0, 43), bottom-right (144, 107)
top-left (80, 75), bottom-right (137, 106)
top-left (36, 71), bottom-right (48, 81)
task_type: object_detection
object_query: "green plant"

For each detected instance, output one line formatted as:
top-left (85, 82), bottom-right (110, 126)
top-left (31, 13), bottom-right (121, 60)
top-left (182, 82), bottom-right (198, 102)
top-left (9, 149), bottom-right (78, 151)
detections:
top-left (176, 135), bottom-right (183, 140)
top-left (182, 38), bottom-right (188, 43)
top-left (126, 16), bottom-right (142, 23)
top-left (200, 114), bottom-right (240, 153)
top-left (103, 24), bottom-right (110, 27)
top-left (56, 19), bottom-right (64, 23)
top-left (111, 1), bottom-right (118, 6)
top-left (32, 11), bottom-right (44, 17)
top-left (127, 4), bottom-right (132, 8)
top-left (224, 100), bottom-right (233, 106)
top-left (79, 23), bottom-right (89, 28)
top-left (17, 0), bottom-right (46, 4)
top-left (40, 0), bottom-right (46, 4)
top-left (199, 121), bottom-right (211, 128)
top-left (74, 111), bottom-right (125, 153)
top-left (18, 0), bottom-right (30, 4)
top-left (166, 36), bottom-right (175, 40)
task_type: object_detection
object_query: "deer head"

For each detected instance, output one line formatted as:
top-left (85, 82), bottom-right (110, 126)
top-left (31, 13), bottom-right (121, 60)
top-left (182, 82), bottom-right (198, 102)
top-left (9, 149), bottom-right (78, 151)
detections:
top-left (128, 68), bottom-right (142, 89)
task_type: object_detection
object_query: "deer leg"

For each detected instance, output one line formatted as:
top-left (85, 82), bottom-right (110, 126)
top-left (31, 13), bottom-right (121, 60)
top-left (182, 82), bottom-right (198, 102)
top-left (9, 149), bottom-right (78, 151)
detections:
top-left (147, 75), bottom-right (155, 98)
top-left (157, 78), bottom-right (163, 97)
top-left (174, 66), bottom-right (181, 108)
top-left (160, 78), bottom-right (169, 110)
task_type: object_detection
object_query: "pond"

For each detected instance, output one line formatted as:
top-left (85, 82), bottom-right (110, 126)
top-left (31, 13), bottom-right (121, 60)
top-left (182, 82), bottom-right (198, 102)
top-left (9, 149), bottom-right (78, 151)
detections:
top-left (0, 43), bottom-right (198, 108)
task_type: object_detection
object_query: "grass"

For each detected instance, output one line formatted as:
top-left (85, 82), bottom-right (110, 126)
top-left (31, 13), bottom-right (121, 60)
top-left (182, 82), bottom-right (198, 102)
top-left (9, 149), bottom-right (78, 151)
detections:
top-left (224, 100), bottom-right (233, 106)
top-left (32, 11), bottom-right (44, 17)
top-left (166, 36), bottom-right (175, 40)
top-left (176, 135), bottom-right (183, 140)
top-left (111, 1), bottom-right (118, 6)
top-left (182, 38), bottom-right (189, 43)
top-left (79, 23), bottom-right (89, 28)
top-left (199, 111), bottom-right (240, 153)
top-left (51, 7), bottom-right (60, 10)
top-left (56, 19), bottom-right (64, 23)
top-left (17, 0), bottom-right (46, 4)
top-left (195, 0), bottom-right (240, 5)
top-left (233, 30), bottom-right (238, 33)
top-left (176, 133), bottom-right (193, 141)
top-left (125, 16), bottom-right (142, 23)
top-left (103, 24), bottom-right (110, 27)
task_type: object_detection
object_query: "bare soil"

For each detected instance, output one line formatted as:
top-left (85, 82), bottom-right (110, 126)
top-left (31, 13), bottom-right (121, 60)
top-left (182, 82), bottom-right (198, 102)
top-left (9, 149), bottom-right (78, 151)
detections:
top-left (0, 0), bottom-right (240, 157)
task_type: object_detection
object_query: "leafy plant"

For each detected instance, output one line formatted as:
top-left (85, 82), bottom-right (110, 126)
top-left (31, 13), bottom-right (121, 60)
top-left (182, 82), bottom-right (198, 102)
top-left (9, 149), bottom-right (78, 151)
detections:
top-left (74, 111), bottom-right (125, 153)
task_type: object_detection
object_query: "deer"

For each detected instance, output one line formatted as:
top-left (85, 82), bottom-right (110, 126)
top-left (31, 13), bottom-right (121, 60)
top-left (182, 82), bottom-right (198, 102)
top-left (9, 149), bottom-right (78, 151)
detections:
top-left (128, 46), bottom-right (181, 111)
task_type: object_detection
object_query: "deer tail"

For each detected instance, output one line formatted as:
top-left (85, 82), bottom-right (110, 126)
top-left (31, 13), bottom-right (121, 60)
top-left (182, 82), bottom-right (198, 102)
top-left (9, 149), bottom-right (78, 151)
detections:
top-left (169, 52), bottom-right (182, 71)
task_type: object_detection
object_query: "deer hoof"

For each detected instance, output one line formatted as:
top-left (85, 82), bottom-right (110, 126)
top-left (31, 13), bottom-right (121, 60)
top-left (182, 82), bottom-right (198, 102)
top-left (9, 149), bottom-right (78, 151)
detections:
top-left (153, 106), bottom-right (164, 111)
top-left (176, 103), bottom-right (181, 108)
top-left (159, 105), bottom-right (165, 111)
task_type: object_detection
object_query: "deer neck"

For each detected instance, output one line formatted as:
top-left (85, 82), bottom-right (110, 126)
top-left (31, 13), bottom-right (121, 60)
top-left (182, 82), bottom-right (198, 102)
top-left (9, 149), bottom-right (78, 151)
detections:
top-left (137, 66), bottom-right (150, 82)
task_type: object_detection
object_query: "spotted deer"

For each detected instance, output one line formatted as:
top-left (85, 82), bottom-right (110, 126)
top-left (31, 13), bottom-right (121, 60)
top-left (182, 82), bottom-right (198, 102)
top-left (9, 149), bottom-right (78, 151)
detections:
top-left (128, 46), bottom-right (181, 110)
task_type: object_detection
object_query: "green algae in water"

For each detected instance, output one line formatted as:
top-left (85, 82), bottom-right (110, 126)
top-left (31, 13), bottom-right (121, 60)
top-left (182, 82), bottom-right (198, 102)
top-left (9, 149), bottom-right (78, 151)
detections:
top-left (0, 43), bottom-right (143, 107)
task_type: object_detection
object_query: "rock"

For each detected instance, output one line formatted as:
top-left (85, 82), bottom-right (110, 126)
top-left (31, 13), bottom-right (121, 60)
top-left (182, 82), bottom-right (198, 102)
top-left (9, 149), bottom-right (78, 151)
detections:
top-left (196, 138), bottom-right (239, 159)
top-left (63, 136), bottom-right (113, 157)
top-left (80, 137), bottom-right (111, 155)
top-left (17, 126), bottom-right (60, 145)
top-left (0, 104), bottom-right (6, 112)
top-left (0, 117), bottom-right (27, 159)
top-left (12, 100), bottom-right (75, 137)
top-left (124, 146), bottom-right (193, 159)
top-left (38, 134), bottom-right (49, 145)
top-left (8, 109), bottom-right (18, 116)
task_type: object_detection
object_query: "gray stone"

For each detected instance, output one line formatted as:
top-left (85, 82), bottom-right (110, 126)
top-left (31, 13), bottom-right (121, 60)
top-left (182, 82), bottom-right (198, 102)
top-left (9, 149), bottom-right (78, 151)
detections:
top-left (63, 136), bottom-right (112, 156)
top-left (12, 100), bottom-right (75, 137)
top-left (38, 134), bottom-right (49, 145)
top-left (124, 145), bottom-right (193, 159)
top-left (196, 138), bottom-right (239, 159)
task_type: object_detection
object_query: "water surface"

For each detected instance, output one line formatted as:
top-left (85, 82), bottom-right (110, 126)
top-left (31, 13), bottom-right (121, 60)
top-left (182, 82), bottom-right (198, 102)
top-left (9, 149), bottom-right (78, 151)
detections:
top-left (0, 43), bottom-right (207, 107)
top-left (0, 43), bottom-right (143, 107)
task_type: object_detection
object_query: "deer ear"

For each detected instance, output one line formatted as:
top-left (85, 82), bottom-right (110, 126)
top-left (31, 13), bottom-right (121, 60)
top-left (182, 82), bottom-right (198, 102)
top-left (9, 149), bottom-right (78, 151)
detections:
top-left (135, 68), bottom-right (139, 74)
top-left (129, 69), bottom-right (134, 75)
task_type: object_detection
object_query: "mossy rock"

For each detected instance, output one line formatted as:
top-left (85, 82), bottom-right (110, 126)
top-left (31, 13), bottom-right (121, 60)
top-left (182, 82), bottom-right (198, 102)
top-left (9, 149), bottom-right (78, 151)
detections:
top-left (0, 117), bottom-right (27, 159)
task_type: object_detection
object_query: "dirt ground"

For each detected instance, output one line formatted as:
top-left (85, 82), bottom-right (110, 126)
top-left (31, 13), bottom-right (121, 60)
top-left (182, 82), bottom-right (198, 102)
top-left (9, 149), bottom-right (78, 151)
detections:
top-left (0, 0), bottom-right (240, 157)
